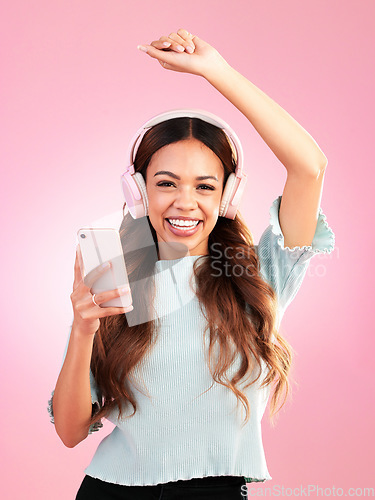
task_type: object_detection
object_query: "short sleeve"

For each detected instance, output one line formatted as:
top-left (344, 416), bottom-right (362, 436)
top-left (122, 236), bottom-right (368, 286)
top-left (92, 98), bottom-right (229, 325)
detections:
top-left (255, 195), bottom-right (335, 314)
top-left (47, 323), bottom-right (104, 435)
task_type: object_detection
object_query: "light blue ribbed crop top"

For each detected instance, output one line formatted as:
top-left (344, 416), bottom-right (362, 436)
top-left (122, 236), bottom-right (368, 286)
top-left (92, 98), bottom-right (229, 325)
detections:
top-left (48, 195), bottom-right (335, 486)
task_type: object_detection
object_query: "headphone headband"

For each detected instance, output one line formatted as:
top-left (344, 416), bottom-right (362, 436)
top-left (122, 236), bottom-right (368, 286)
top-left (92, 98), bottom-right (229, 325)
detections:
top-left (127, 108), bottom-right (244, 175)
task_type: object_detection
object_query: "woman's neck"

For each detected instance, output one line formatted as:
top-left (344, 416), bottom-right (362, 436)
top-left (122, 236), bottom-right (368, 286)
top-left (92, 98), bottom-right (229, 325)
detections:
top-left (156, 242), bottom-right (192, 261)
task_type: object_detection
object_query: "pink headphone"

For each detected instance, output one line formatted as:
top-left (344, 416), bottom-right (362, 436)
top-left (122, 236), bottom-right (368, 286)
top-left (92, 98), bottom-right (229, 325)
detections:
top-left (120, 109), bottom-right (248, 220)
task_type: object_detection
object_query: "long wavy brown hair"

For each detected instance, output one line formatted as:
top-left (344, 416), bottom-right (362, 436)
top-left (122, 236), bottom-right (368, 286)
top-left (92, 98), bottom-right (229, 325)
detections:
top-left (90, 117), bottom-right (293, 429)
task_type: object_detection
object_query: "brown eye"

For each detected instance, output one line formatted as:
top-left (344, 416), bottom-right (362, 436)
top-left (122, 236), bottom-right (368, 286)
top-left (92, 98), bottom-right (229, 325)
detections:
top-left (157, 181), bottom-right (175, 187)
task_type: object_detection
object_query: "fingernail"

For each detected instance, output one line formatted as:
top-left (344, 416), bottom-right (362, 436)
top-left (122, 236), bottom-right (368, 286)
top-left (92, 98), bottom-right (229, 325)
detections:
top-left (186, 45), bottom-right (194, 54)
top-left (176, 45), bottom-right (184, 52)
top-left (163, 42), bottom-right (171, 47)
top-left (137, 45), bottom-right (148, 53)
top-left (119, 286), bottom-right (130, 294)
top-left (101, 262), bottom-right (110, 269)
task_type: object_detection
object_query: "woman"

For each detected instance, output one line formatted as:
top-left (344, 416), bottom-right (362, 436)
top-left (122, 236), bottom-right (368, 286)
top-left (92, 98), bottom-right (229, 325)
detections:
top-left (48, 29), bottom-right (335, 499)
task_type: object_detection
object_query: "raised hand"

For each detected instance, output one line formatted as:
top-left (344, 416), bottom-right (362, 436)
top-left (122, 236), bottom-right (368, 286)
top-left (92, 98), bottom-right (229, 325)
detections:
top-left (137, 28), bottom-right (227, 79)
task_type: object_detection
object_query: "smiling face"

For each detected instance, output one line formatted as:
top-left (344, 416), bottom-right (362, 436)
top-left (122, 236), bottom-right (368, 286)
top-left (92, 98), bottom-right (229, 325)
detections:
top-left (145, 138), bottom-right (225, 260)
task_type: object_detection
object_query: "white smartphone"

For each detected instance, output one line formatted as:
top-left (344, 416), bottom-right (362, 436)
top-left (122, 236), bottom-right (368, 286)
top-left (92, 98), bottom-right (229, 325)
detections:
top-left (77, 227), bottom-right (132, 309)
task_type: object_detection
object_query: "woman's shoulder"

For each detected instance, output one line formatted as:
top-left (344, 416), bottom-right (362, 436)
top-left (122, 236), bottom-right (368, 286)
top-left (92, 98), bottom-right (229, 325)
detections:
top-left (255, 195), bottom-right (335, 312)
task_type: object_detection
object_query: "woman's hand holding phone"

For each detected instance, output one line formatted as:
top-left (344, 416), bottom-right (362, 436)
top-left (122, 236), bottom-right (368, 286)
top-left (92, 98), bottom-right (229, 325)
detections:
top-left (70, 246), bottom-right (133, 337)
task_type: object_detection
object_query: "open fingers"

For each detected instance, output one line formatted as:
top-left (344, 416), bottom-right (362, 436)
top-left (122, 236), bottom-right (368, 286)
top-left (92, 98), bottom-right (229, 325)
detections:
top-left (88, 303), bottom-right (134, 318)
top-left (73, 245), bottom-right (84, 290)
top-left (73, 244), bottom-right (112, 292)
top-left (99, 304), bottom-right (134, 315)
top-left (72, 286), bottom-right (133, 329)
top-left (91, 286), bottom-right (133, 313)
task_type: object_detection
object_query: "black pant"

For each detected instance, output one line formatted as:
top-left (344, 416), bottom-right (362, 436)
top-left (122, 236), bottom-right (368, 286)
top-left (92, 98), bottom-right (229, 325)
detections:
top-left (76, 474), bottom-right (248, 499)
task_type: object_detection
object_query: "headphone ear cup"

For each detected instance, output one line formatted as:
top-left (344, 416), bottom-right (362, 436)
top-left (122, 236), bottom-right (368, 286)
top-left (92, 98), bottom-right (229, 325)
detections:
top-left (122, 170), bottom-right (149, 219)
top-left (133, 172), bottom-right (149, 217)
top-left (219, 173), bottom-right (236, 218)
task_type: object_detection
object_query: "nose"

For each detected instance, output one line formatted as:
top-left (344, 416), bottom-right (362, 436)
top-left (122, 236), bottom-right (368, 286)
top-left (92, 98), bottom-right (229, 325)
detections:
top-left (173, 187), bottom-right (198, 210)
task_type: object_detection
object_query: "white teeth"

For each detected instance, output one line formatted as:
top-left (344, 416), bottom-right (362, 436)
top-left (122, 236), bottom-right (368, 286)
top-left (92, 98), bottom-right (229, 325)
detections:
top-left (168, 219), bottom-right (200, 228)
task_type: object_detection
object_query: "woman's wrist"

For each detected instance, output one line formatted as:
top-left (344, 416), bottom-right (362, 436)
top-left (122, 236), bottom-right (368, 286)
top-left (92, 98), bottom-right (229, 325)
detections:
top-left (202, 56), bottom-right (233, 86)
top-left (71, 320), bottom-right (96, 342)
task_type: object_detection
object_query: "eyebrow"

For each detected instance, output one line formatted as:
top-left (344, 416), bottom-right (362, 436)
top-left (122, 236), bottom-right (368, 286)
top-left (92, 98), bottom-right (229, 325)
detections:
top-left (154, 170), bottom-right (219, 182)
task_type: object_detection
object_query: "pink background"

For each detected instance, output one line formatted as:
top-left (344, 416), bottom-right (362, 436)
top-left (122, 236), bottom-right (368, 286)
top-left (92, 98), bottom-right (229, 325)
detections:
top-left (1, 1), bottom-right (374, 498)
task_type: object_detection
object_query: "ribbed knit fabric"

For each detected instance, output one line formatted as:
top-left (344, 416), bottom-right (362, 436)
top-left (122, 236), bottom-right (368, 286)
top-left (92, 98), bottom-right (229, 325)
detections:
top-left (48, 195), bottom-right (335, 487)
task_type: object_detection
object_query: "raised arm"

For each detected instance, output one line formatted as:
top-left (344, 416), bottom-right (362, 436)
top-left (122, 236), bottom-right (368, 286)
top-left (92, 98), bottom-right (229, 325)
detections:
top-left (138, 29), bottom-right (329, 249)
